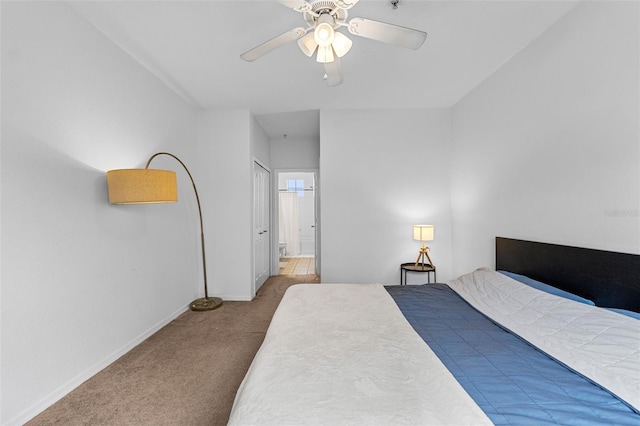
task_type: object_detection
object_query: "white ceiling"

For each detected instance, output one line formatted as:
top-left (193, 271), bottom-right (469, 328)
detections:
top-left (69, 0), bottom-right (578, 139)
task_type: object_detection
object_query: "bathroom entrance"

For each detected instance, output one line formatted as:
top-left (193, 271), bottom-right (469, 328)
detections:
top-left (277, 171), bottom-right (317, 276)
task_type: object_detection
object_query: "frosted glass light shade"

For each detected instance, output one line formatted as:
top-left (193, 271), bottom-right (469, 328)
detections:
top-left (413, 225), bottom-right (434, 241)
top-left (332, 32), bottom-right (352, 57)
top-left (314, 20), bottom-right (335, 47)
top-left (316, 45), bottom-right (335, 63)
top-left (107, 169), bottom-right (177, 204)
top-left (298, 32), bottom-right (318, 57)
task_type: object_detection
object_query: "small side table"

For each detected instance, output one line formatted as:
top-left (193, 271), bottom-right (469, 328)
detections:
top-left (400, 262), bottom-right (436, 285)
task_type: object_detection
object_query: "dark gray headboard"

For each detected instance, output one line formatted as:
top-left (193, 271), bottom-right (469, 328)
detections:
top-left (495, 237), bottom-right (640, 312)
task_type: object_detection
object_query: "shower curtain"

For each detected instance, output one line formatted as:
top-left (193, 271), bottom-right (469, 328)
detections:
top-left (279, 192), bottom-right (300, 256)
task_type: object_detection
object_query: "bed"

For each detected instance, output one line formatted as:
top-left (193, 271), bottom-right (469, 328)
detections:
top-left (228, 237), bottom-right (640, 425)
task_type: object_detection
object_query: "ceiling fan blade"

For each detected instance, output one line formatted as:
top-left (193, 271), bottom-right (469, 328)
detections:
top-left (279, 0), bottom-right (312, 13)
top-left (324, 55), bottom-right (343, 87)
top-left (347, 17), bottom-right (427, 50)
top-left (241, 27), bottom-right (308, 62)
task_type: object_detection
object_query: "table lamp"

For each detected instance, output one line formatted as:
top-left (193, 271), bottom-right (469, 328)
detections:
top-left (413, 225), bottom-right (435, 269)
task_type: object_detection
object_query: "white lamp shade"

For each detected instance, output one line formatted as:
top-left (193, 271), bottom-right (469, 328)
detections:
top-left (314, 14), bottom-right (335, 47)
top-left (316, 45), bottom-right (335, 63)
top-left (297, 32), bottom-right (317, 57)
top-left (332, 32), bottom-right (352, 57)
top-left (413, 225), bottom-right (434, 241)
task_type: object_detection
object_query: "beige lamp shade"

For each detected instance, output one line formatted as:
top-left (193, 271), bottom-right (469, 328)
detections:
top-left (107, 169), bottom-right (177, 204)
top-left (413, 225), bottom-right (434, 242)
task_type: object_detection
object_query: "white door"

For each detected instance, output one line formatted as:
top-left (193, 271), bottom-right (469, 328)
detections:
top-left (254, 162), bottom-right (270, 292)
top-left (298, 177), bottom-right (315, 256)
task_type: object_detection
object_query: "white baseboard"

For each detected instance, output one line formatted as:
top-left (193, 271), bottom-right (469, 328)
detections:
top-left (219, 294), bottom-right (253, 301)
top-left (7, 303), bottom-right (190, 426)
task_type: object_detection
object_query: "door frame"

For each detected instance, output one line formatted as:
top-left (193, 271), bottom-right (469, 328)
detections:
top-left (273, 168), bottom-right (320, 276)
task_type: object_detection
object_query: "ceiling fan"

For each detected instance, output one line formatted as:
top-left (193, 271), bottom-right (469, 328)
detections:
top-left (240, 0), bottom-right (427, 87)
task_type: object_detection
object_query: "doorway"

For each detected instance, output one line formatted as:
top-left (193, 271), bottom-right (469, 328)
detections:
top-left (277, 171), bottom-right (317, 276)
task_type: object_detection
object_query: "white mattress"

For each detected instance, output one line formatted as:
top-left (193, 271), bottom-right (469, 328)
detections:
top-left (228, 283), bottom-right (492, 425)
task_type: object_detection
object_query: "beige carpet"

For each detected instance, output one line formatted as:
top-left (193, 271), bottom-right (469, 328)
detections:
top-left (27, 274), bottom-right (320, 426)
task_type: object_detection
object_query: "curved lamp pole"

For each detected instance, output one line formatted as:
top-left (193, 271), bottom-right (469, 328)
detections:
top-left (106, 152), bottom-right (223, 312)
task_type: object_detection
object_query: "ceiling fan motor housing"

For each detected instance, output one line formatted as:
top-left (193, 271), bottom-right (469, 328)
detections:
top-left (303, 1), bottom-right (348, 27)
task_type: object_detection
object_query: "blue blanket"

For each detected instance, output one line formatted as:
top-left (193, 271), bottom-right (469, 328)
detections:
top-left (386, 284), bottom-right (640, 425)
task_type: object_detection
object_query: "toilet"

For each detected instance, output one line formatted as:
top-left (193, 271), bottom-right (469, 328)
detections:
top-left (279, 242), bottom-right (287, 257)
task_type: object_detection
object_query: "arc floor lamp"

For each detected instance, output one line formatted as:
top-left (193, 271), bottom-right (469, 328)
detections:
top-left (106, 152), bottom-right (223, 311)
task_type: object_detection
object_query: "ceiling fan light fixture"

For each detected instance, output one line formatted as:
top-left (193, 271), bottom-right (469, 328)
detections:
top-left (298, 32), bottom-right (318, 57)
top-left (314, 13), bottom-right (335, 47)
top-left (316, 45), bottom-right (335, 63)
top-left (242, 0), bottom-right (427, 87)
top-left (332, 31), bottom-right (352, 57)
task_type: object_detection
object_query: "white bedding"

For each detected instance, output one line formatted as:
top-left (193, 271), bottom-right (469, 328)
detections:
top-left (228, 283), bottom-right (492, 425)
top-left (448, 268), bottom-right (640, 411)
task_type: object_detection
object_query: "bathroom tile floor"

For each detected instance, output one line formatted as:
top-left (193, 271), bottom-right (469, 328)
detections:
top-left (279, 257), bottom-right (316, 275)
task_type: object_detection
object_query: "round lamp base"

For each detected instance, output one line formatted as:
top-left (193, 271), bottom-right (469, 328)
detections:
top-left (190, 296), bottom-right (223, 312)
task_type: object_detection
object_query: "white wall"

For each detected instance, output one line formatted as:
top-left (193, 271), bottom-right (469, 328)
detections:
top-left (251, 115), bottom-right (271, 167)
top-left (197, 110), bottom-right (255, 301)
top-left (320, 109), bottom-right (453, 284)
top-left (1, 2), bottom-right (200, 424)
top-left (450, 0), bottom-right (640, 277)
top-left (270, 136), bottom-right (320, 170)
